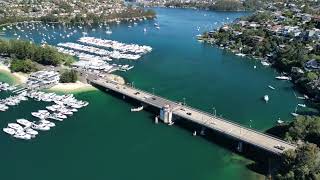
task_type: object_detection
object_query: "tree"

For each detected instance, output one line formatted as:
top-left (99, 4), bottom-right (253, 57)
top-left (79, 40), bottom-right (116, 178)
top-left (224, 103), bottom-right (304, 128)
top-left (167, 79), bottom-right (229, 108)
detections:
top-left (10, 59), bottom-right (38, 73)
top-left (0, 39), bottom-right (75, 67)
top-left (285, 116), bottom-right (320, 146)
top-left (59, 69), bottom-right (78, 83)
top-left (276, 143), bottom-right (320, 179)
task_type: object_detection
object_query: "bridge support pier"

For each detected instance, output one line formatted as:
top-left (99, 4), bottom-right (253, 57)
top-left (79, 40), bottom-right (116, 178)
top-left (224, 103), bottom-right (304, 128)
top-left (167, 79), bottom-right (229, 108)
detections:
top-left (200, 127), bottom-right (206, 136)
top-left (154, 116), bottom-right (159, 124)
top-left (237, 141), bottom-right (243, 153)
top-left (159, 105), bottom-right (173, 124)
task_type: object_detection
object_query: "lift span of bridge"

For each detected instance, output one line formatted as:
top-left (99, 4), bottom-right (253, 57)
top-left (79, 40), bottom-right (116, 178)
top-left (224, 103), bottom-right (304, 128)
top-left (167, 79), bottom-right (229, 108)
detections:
top-left (90, 78), bottom-right (296, 155)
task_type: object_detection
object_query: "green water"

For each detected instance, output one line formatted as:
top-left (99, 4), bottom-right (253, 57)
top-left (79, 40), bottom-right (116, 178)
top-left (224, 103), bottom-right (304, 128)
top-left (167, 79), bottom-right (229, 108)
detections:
top-left (0, 8), bottom-right (305, 180)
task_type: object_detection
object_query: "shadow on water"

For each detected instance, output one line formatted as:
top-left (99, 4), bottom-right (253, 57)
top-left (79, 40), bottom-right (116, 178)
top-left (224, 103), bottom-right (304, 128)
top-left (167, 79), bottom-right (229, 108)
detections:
top-left (93, 83), bottom-right (281, 176)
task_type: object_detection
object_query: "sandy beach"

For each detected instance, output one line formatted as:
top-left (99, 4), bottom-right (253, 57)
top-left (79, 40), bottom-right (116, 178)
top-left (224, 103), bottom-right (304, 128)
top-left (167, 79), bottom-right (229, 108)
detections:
top-left (49, 81), bottom-right (97, 93)
top-left (0, 63), bottom-right (125, 93)
top-left (0, 64), bottom-right (28, 84)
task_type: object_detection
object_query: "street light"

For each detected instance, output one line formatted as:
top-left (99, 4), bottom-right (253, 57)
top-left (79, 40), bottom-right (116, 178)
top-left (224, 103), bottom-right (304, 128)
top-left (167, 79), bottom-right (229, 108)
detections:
top-left (212, 107), bottom-right (216, 117)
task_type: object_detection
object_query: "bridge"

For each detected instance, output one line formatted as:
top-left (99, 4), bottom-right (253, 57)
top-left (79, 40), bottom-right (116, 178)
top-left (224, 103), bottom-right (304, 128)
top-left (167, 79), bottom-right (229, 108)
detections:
top-left (90, 78), bottom-right (296, 155)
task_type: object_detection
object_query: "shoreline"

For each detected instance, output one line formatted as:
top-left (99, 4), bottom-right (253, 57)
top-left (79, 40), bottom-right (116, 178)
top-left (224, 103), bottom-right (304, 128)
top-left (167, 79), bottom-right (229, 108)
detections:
top-left (48, 81), bottom-right (97, 94)
top-left (0, 15), bottom-right (155, 28)
top-left (0, 64), bottom-right (28, 85)
top-left (0, 64), bottom-right (98, 93)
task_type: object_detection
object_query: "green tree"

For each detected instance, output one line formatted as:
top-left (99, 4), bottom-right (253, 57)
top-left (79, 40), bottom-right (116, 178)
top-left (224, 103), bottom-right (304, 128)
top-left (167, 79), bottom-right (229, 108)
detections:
top-left (10, 59), bottom-right (38, 73)
top-left (276, 143), bottom-right (320, 179)
top-left (59, 69), bottom-right (78, 83)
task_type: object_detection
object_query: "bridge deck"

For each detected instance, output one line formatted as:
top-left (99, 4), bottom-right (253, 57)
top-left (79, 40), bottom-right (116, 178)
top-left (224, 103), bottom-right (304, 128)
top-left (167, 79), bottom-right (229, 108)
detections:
top-left (92, 79), bottom-right (296, 155)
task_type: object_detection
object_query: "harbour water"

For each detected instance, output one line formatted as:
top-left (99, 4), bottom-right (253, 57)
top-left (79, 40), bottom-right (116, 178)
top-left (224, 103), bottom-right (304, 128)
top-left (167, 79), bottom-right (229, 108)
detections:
top-left (0, 8), bottom-right (306, 180)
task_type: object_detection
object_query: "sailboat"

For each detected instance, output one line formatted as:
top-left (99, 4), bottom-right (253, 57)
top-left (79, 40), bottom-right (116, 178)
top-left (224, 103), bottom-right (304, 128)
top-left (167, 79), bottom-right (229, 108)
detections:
top-left (268, 85), bottom-right (275, 90)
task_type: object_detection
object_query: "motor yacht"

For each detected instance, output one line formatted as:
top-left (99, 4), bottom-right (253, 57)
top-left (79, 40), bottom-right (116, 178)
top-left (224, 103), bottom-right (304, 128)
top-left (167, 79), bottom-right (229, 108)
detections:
top-left (3, 128), bottom-right (16, 135)
top-left (13, 131), bottom-right (32, 140)
top-left (25, 128), bottom-right (39, 136)
top-left (275, 76), bottom-right (291, 80)
top-left (39, 120), bottom-right (55, 127)
top-left (8, 123), bottom-right (24, 131)
top-left (31, 123), bottom-right (50, 131)
top-left (17, 119), bottom-right (32, 127)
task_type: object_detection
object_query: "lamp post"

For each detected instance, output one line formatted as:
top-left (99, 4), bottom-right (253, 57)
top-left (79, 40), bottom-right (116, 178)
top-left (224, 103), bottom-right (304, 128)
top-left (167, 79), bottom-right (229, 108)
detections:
top-left (212, 107), bottom-right (216, 117)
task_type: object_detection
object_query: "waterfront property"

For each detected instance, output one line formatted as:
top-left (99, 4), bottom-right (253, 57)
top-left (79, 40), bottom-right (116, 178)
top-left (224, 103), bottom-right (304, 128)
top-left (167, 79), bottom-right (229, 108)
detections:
top-left (90, 78), bottom-right (296, 155)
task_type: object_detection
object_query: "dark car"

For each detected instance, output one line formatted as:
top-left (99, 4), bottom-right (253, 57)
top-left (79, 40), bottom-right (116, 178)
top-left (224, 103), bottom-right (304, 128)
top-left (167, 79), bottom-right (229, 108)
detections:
top-left (274, 145), bottom-right (285, 150)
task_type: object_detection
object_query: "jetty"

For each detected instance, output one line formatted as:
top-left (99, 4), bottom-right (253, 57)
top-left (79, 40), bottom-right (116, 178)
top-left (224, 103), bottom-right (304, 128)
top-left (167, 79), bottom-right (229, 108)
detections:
top-left (90, 78), bottom-right (296, 155)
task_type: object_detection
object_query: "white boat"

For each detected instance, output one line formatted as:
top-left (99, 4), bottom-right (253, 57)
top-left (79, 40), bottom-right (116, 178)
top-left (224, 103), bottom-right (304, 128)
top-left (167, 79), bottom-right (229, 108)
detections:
top-left (235, 53), bottom-right (246, 57)
top-left (275, 76), bottom-right (291, 80)
top-left (277, 119), bottom-right (284, 124)
top-left (54, 113), bottom-right (67, 119)
top-left (31, 110), bottom-right (50, 119)
top-left (291, 112), bottom-right (299, 117)
top-left (264, 95), bottom-right (269, 103)
top-left (13, 131), bottom-right (31, 140)
top-left (25, 128), bottom-right (39, 136)
top-left (46, 106), bottom-right (56, 112)
top-left (298, 104), bottom-right (306, 108)
top-left (268, 85), bottom-right (275, 90)
top-left (131, 106), bottom-right (143, 112)
top-left (8, 123), bottom-right (24, 131)
top-left (143, 28), bottom-right (147, 32)
top-left (106, 30), bottom-right (112, 35)
top-left (17, 119), bottom-right (32, 127)
top-left (3, 128), bottom-right (16, 135)
top-left (39, 119), bottom-right (55, 127)
top-left (31, 124), bottom-right (50, 131)
top-left (261, 61), bottom-right (271, 66)
top-left (193, 131), bottom-right (197, 136)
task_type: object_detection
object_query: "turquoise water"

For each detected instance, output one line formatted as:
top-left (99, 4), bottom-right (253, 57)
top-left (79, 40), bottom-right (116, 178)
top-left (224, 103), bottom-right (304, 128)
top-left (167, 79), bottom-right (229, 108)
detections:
top-left (0, 8), bottom-right (304, 180)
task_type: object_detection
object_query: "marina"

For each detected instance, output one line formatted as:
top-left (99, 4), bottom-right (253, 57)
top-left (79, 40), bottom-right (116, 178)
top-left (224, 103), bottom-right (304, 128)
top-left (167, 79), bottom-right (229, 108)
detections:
top-left (57, 39), bottom-right (151, 60)
top-left (1, 80), bottom-right (89, 140)
top-left (78, 37), bottom-right (152, 55)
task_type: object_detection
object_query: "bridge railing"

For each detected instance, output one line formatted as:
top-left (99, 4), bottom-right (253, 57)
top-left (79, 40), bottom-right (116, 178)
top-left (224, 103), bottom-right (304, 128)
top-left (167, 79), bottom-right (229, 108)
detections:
top-left (176, 112), bottom-right (285, 154)
top-left (92, 79), bottom-right (296, 149)
top-left (177, 104), bottom-right (296, 147)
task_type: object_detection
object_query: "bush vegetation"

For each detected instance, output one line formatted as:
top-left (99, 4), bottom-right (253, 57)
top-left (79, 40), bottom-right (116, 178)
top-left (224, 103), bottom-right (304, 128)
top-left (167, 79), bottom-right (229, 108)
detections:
top-left (0, 39), bottom-right (74, 67)
top-left (59, 69), bottom-right (78, 83)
